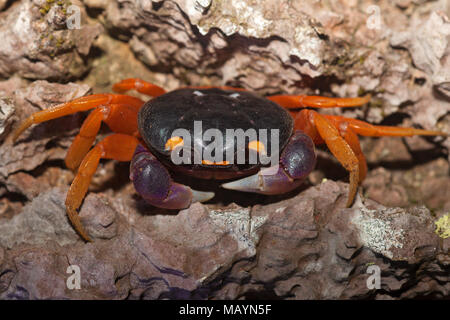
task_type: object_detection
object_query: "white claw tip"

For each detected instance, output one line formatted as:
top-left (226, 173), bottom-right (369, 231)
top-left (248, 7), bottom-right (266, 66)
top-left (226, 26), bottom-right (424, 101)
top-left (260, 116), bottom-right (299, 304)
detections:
top-left (221, 174), bottom-right (262, 193)
top-left (191, 190), bottom-right (215, 203)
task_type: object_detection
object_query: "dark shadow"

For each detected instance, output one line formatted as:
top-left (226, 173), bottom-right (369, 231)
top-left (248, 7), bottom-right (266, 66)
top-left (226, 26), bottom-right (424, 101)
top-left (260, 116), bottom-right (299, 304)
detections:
top-left (0, 0), bottom-right (16, 13)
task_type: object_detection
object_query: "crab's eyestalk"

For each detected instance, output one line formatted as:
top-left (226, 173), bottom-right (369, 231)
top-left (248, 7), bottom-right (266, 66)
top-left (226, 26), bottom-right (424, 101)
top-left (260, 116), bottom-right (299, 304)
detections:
top-left (222, 131), bottom-right (316, 194)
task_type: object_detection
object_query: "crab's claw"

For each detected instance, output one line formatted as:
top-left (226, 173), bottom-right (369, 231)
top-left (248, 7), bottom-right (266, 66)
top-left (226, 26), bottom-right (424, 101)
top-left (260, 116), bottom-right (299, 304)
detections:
top-left (222, 165), bottom-right (304, 194)
top-left (131, 144), bottom-right (214, 209)
top-left (222, 131), bottom-right (316, 195)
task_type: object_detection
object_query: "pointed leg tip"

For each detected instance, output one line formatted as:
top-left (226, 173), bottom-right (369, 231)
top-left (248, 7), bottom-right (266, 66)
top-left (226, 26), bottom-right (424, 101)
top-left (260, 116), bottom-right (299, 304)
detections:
top-left (345, 187), bottom-right (358, 208)
top-left (74, 221), bottom-right (92, 242)
top-left (345, 199), bottom-right (354, 208)
top-left (66, 205), bottom-right (92, 242)
top-left (80, 232), bottom-right (92, 242)
top-left (11, 125), bottom-right (28, 143)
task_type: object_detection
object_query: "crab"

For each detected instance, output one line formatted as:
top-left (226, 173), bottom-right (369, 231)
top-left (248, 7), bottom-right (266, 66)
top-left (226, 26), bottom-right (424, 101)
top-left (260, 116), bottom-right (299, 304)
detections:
top-left (12, 78), bottom-right (447, 241)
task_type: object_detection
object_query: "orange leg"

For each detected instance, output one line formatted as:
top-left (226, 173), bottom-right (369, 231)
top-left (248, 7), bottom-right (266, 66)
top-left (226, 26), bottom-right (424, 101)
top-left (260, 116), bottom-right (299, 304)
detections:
top-left (297, 110), bottom-right (360, 207)
top-left (112, 78), bottom-right (166, 97)
top-left (12, 94), bottom-right (144, 142)
top-left (268, 94), bottom-right (371, 109)
top-left (324, 115), bottom-right (447, 137)
top-left (338, 125), bottom-right (367, 182)
top-left (298, 111), bottom-right (447, 207)
top-left (65, 102), bottom-right (142, 170)
top-left (319, 116), bottom-right (367, 181)
top-left (322, 114), bottom-right (448, 181)
top-left (294, 108), bottom-right (324, 144)
top-left (66, 133), bottom-right (139, 241)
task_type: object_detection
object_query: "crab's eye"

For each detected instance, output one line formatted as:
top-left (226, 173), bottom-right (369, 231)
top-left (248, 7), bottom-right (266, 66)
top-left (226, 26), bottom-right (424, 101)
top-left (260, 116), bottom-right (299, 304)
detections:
top-left (165, 136), bottom-right (184, 151)
top-left (248, 140), bottom-right (266, 156)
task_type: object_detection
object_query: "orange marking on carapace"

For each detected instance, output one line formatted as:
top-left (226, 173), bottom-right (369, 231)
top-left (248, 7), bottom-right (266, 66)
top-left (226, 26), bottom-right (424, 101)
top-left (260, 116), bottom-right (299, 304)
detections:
top-left (164, 136), bottom-right (184, 151)
top-left (248, 140), bottom-right (266, 155)
top-left (201, 160), bottom-right (230, 166)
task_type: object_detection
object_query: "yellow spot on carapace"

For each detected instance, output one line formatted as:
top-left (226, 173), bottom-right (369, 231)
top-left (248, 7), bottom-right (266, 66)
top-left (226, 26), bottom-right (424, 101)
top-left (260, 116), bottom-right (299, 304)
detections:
top-left (248, 140), bottom-right (266, 155)
top-left (201, 159), bottom-right (230, 166)
top-left (165, 136), bottom-right (184, 151)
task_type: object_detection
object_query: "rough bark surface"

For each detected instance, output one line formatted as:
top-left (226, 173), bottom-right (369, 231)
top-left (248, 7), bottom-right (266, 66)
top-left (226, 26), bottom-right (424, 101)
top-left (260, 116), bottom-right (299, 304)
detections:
top-left (0, 0), bottom-right (449, 299)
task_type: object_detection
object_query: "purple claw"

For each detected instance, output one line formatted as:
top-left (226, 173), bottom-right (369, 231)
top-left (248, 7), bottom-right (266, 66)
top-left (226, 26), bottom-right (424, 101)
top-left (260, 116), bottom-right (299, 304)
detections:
top-left (280, 131), bottom-right (316, 180)
top-left (222, 131), bottom-right (316, 195)
top-left (130, 144), bottom-right (214, 209)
